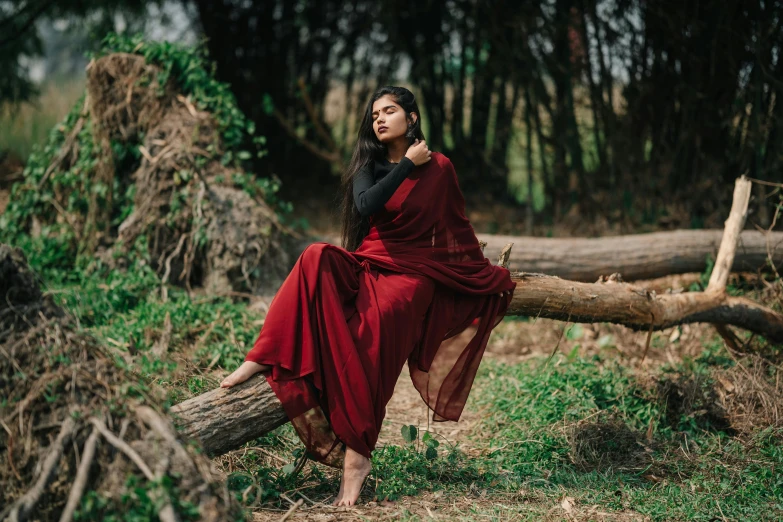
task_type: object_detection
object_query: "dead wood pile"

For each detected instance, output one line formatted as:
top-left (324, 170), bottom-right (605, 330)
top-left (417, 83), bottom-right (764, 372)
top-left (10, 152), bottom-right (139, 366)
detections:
top-left (46, 52), bottom-right (296, 297)
top-left (0, 245), bottom-right (242, 521)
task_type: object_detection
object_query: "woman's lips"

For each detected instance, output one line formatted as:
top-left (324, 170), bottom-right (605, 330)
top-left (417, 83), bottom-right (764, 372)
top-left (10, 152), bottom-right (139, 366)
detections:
top-left (378, 126), bottom-right (388, 133)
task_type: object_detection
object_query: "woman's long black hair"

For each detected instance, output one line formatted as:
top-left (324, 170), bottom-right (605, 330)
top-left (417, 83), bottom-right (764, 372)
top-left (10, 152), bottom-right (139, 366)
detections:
top-left (339, 86), bottom-right (426, 252)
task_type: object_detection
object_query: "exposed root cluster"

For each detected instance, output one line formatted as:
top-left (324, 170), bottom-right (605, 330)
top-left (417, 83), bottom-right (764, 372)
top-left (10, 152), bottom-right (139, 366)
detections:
top-left (39, 52), bottom-right (294, 297)
top-left (0, 245), bottom-right (242, 521)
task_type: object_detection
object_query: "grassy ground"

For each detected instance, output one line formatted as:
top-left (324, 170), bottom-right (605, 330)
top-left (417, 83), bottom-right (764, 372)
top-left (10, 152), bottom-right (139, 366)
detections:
top-left (32, 256), bottom-right (783, 521)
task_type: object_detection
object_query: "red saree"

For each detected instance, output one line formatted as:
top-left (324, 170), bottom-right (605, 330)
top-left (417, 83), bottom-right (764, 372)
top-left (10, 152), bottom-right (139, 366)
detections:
top-left (244, 152), bottom-right (516, 467)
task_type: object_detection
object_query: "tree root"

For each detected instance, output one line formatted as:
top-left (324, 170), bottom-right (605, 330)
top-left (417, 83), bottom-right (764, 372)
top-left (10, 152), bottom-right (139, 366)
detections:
top-left (2, 417), bottom-right (75, 522)
top-left (58, 427), bottom-right (98, 522)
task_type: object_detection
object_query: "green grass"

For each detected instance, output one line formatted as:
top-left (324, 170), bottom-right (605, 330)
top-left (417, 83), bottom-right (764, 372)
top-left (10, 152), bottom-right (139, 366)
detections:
top-left (12, 237), bottom-right (782, 520)
top-left (469, 354), bottom-right (783, 520)
top-left (213, 349), bottom-right (783, 520)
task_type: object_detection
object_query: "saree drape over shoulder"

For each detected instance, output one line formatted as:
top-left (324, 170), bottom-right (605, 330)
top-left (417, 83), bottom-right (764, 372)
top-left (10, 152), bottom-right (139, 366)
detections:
top-left (244, 152), bottom-right (516, 467)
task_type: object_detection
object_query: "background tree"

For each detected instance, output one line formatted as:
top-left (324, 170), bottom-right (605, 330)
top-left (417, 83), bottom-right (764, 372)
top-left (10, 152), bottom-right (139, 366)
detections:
top-left (2, 0), bottom-right (782, 228)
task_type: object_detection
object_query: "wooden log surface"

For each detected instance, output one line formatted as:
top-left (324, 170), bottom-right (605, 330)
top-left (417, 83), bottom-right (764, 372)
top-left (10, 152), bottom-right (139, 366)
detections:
top-left (170, 374), bottom-right (287, 457)
top-left (476, 229), bottom-right (783, 281)
top-left (506, 272), bottom-right (783, 341)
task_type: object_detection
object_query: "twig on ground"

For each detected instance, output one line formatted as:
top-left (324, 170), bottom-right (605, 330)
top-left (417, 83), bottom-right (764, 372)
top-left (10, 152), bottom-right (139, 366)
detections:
top-left (90, 416), bottom-right (179, 522)
top-left (279, 498), bottom-right (305, 521)
top-left (89, 417), bottom-right (154, 479)
top-left (59, 427), bottom-right (99, 522)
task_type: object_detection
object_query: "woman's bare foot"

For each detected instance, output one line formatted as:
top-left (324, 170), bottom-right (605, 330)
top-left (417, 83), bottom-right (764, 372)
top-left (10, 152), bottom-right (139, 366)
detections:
top-left (332, 447), bottom-right (371, 507)
top-left (220, 361), bottom-right (269, 388)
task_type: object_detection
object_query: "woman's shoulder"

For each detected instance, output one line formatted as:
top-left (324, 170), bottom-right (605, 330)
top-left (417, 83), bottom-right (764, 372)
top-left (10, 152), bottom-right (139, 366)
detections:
top-left (428, 151), bottom-right (456, 178)
top-left (430, 150), bottom-right (452, 167)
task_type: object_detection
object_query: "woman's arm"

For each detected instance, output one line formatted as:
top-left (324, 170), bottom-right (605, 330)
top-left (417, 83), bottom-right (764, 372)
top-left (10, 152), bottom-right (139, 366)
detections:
top-left (353, 157), bottom-right (415, 217)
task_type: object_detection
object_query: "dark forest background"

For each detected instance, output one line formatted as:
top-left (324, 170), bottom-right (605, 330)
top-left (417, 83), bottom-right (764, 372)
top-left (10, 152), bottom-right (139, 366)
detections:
top-left (2, 0), bottom-right (782, 233)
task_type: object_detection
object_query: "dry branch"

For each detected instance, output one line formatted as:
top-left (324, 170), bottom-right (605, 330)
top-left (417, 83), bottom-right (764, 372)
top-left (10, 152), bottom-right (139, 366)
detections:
top-left (505, 272), bottom-right (783, 341)
top-left (0, 244), bottom-right (241, 520)
top-left (59, 428), bottom-right (99, 522)
top-left (2, 418), bottom-right (75, 522)
top-left (89, 417), bottom-right (179, 522)
top-left (708, 177), bottom-right (753, 292)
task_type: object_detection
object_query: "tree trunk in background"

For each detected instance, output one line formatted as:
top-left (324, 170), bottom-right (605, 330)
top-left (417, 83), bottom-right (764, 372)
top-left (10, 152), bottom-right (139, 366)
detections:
top-left (578, 0), bottom-right (607, 175)
top-left (184, 0), bottom-right (783, 220)
top-left (476, 230), bottom-right (783, 281)
top-left (524, 92), bottom-right (535, 236)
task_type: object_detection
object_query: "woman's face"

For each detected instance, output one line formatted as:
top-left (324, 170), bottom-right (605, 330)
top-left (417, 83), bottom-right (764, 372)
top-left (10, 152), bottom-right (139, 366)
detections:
top-left (371, 95), bottom-right (415, 143)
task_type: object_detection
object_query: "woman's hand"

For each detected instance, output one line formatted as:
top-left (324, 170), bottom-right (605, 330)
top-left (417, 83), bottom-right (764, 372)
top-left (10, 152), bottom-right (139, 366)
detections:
top-left (405, 139), bottom-right (432, 166)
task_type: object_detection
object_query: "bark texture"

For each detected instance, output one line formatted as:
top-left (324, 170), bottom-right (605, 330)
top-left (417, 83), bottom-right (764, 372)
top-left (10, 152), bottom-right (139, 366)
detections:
top-left (170, 375), bottom-right (288, 457)
top-left (476, 230), bottom-right (783, 281)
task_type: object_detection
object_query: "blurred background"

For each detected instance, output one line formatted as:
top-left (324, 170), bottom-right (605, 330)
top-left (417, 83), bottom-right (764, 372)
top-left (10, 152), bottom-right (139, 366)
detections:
top-left (1, 0), bottom-right (781, 237)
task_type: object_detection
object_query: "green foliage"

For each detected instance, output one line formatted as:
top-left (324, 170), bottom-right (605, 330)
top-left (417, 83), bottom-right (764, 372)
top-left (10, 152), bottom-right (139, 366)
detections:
top-left (400, 424), bottom-right (418, 443)
top-left (0, 96), bottom-right (97, 274)
top-left (371, 443), bottom-right (485, 501)
top-left (471, 354), bottom-right (783, 520)
top-left (1, 33), bottom-right (287, 281)
top-left (96, 33), bottom-right (254, 153)
top-left (45, 267), bottom-right (262, 404)
top-left (74, 474), bottom-right (207, 521)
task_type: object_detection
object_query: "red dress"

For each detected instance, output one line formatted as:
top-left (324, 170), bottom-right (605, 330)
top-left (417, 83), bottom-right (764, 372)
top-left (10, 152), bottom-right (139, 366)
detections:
top-left (244, 152), bottom-right (516, 467)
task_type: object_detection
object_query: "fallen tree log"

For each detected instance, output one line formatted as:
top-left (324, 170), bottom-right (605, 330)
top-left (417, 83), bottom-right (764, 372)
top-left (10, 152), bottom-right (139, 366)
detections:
top-left (173, 271), bottom-right (783, 457)
top-left (172, 176), bottom-right (783, 458)
top-left (170, 370), bottom-right (288, 456)
top-left (504, 273), bottom-right (783, 340)
top-left (476, 229), bottom-right (783, 282)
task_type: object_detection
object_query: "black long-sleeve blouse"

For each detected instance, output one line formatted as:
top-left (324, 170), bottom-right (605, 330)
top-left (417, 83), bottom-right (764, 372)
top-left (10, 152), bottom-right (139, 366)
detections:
top-left (353, 157), bottom-right (415, 218)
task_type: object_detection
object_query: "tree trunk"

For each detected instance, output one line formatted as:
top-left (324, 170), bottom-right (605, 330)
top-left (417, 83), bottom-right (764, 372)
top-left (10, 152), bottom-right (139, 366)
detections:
top-left (476, 230), bottom-right (783, 282)
top-left (171, 375), bottom-right (288, 457)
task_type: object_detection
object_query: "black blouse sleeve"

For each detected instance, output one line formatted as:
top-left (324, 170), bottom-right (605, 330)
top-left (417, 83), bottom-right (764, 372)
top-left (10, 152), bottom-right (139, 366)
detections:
top-left (353, 157), bottom-right (415, 217)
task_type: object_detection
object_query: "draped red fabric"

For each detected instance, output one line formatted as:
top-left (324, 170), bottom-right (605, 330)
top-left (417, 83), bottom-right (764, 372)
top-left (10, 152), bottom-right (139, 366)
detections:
top-left (244, 152), bottom-right (516, 467)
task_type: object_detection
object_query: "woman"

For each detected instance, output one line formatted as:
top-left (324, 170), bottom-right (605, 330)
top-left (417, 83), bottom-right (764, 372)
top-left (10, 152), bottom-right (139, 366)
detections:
top-left (220, 86), bottom-right (516, 506)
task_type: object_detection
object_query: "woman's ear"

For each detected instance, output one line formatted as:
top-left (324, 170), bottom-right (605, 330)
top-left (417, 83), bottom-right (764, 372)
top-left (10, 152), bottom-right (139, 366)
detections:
top-left (409, 112), bottom-right (418, 125)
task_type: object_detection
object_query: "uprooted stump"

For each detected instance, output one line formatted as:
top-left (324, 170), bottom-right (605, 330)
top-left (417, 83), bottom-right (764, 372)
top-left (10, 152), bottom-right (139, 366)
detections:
top-left (0, 245), bottom-right (242, 521)
top-left (89, 52), bottom-right (295, 296)
top-left (30, 51), bottom-right (295, 298)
